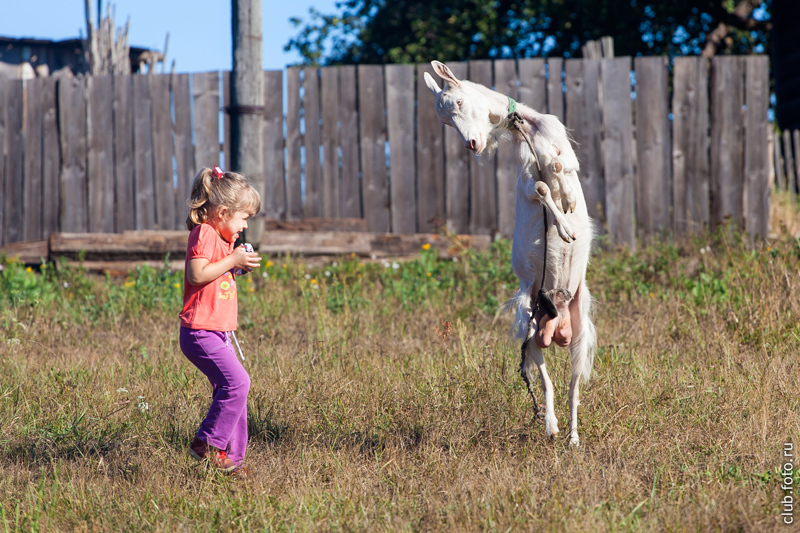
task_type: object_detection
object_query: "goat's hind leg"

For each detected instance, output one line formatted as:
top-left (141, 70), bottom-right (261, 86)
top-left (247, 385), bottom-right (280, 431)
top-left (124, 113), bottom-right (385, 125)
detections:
top-left (521, 337), bottom-right (559, 438)
top-left (566, 282), bottom-right (596, 447)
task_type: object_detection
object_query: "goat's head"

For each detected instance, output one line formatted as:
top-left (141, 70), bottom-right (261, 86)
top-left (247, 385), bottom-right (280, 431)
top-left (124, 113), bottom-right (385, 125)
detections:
top-left (424, 60), bottom-right (501, 156)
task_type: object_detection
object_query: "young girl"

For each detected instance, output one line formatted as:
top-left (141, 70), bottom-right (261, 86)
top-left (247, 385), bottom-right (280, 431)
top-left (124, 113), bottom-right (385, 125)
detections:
top-left (180, 165), bottom-right (262, 474)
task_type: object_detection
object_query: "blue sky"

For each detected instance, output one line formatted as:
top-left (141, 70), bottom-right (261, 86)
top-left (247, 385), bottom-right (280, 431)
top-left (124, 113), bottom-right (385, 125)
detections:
top-left (0, 0), bottom-right (338, 72)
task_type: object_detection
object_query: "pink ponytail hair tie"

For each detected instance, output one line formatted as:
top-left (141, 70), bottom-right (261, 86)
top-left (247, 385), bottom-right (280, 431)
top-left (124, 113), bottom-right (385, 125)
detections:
top-left (212, 166), bottom-right (224, 179)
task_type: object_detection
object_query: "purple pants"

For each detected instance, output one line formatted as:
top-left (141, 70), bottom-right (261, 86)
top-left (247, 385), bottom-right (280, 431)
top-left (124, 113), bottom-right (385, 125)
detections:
top-left (179, 327), bottom-right (250, 465)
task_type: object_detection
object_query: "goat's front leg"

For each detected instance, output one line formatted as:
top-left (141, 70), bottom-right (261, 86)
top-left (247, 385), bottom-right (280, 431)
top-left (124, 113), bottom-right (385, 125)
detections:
top-left (524, 179), bottom-right (576, 242)
top-left (542, 157), bottom-right (577, 214)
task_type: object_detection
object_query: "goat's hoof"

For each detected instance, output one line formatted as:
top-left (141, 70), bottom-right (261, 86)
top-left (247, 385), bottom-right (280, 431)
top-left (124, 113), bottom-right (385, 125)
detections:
top-left (568, 435), bottom-right (580, 447)
top-left (545, 418), bottom-right (560, 438)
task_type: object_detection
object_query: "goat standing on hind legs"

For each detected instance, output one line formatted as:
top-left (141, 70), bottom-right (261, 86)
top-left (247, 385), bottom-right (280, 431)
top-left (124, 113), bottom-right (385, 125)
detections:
top-left (424, 60), bottom-right (597, 446)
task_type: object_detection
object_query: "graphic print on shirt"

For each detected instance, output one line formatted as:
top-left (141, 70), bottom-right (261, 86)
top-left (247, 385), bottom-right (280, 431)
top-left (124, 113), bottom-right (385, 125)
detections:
top-left (218, 271), bottom-right (237, 301)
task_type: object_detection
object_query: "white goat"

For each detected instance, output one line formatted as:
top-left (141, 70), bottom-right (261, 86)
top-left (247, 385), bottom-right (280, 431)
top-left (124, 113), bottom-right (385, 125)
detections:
top-left (424, 60), bottom-right (596, 446)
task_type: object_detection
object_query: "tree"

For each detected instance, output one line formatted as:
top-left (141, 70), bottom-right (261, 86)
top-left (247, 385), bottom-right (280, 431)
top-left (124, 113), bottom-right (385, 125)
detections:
top-left (285, 0), bottom-right (771, 65)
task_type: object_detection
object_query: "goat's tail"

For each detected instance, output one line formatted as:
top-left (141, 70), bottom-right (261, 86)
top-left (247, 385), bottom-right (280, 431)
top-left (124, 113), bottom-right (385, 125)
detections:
top-left (570, 282), bottom-right (597, 383)
top-left (503, 287), bottom-right (533, 341)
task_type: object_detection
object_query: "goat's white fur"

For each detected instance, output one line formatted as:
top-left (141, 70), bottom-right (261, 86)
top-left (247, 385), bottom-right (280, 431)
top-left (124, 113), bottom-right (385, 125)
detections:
top-left (425, 60), bottom-right (597, 446)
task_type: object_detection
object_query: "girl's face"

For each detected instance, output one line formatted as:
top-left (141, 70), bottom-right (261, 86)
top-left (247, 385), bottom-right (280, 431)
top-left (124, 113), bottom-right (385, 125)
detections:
top-left (210, 208), bottom-right (251, 243)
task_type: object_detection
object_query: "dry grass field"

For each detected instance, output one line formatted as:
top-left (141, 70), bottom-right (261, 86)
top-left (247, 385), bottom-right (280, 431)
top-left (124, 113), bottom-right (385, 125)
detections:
top-left (1, 207), bottom-right (799, 531)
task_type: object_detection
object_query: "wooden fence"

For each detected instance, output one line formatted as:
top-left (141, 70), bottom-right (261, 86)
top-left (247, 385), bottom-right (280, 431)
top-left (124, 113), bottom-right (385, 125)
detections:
top-left (0, 55), bottom-right (770, 248)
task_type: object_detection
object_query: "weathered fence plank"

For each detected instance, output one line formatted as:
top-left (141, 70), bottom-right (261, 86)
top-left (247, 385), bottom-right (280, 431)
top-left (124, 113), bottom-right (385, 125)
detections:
top-left (601, 57), bottom-right (635, 248)
top-left (172, 74), bottom-right (194, 228)
top-left (710, 56), bottom-right (744, 229)
top-left (494, 59), bottom-right (518, 239)
top-left (42, 78), bottom-right (60, 239)
top-left (547, 58), bottom-right (564, 122)
top-left (321, 67), bottom-right (340, 218)
top-left (113, 76), bottom-right (135, 232)
top-left (303, 67), bottom-right (322, 217)
top-left (87, 75), bottom-right (115, 233)
top-left (58, 77), bottom-right (88, 233)
top-left (673, 57), bottom-right (711, 234)
top-left (442, 61), bottom-right (470, 235)
top-left (132, 75), bottom-right (156, 230)
top-left (634, 56), bottom-right (671, 237)
top-left (286, 67), bottom-right (303, 219)
top-left (150, 74), bottom-right (175, 230)
top-left (565, 58), bottom-right (605, 226)
top-left (468, 60), bottom-right (496, 236)
top-left (416, 62), bottom-right (445, 233)
top-left (222, 71), bottom-right (232, 169)
top-left (0, 79), bottom-right (5, 245)
top-left (793, 130), bottom-right (800, 194)
top-left (263, 70), bottom-right (286, 220)
top-left (23, 78), bottom-right (44, 241)
top-left (773, 130), bottom-right (785, 190)
top-left (4, 80), bottom-right (24, 244)
top-left (386, 64), bottom-right (417, 234)
top-left (744, 56), bottom-right (770, 239)
top-left (782, 129), bottom-right (796, 199)
top-left (339, 65), bottom-right (361, 219)
top-left (192, 71), bottom-right (221, 170)
top-left (358, 65), bottom-right (390, 232)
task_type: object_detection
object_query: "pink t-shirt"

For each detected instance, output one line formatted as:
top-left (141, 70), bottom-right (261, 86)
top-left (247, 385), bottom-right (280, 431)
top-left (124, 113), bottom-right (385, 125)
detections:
top-left (179, 224), bottom-right (238, 331)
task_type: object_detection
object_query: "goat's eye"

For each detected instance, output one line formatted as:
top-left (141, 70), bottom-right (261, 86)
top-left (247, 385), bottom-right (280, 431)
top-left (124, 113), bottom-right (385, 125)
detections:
top-left (456, 99), bottom-right (463, 107)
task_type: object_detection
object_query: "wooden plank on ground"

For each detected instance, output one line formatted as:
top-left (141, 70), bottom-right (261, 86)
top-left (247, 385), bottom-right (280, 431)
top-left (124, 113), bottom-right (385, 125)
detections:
top-left (601, 57), bottom-right (635, 249)
top-left (416, 62), bottom-right (445, 233)
top-left (566, 58), bottom-right (605, 227)
top-left (58, 76), bottom-right (88, 233)
top-left (358, 65), bottom-right (390, 232)
top-left (286, 67), bottom-right (303, 218)
top-left (321, 66), bottom-right (340, 217)
top-left (441, 62), bottom-right (470, 235)
top-left (4, 80), bottom-right (24, 244)
top-left (42, 78), bottom-right (60, 239)
top-left (0, 240), bottom-right (49, 264)
top-left (49, 231), bottom-right (189, 264)
top-left (744, 55), bottom-right (770, 239)
top-left (132, 75), bottom-right (156, 230)
top-left (150, 74), bottom-right (175, 230)
top-left (339, 65), bottom-right (361, 218)
top-left (386, 64), bottom-right (417, 234)
top-left (672, 57), bottom-right (711, 234)
top-left (304, 67), bottom-right (322, 217)
top-left (263, 70), bottom-right (286, 220)
top-left (634, 56), bottom-right (671, 238)
top-left (87, 75), bottom-right (115, 233)
top-left (547, 58), bottom-right (564, 122)
top-left (494, 59), bottom-right (518, 239)
top-left (468, 60), bottom-right (496, 236)
top-left (710, 56), bottom-right (744, 229)
top-left (192, 71), bottom-right (221, 169)
top-left (264, 218), bottom-right (367, 232)
top-left (172, 73), bottom-right (194, 228)
top-left (23, 78), bottom-right (44, 242)
top-left (260, 231), bottom-right (490, 259)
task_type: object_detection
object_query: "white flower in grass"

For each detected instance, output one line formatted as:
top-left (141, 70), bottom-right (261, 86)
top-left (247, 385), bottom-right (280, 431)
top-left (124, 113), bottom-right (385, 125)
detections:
top-left (63, 282), bottom-right (69, 288)
top-left (452, 257), bottom-right (459, 262)
top-left (382, 260), bottom-right (391, 268)
top-left (116, 388), bottom-right (128, 393)
top-left (262, 272), bottom-right (268, 278)
top-left (137, 396), bottom-right (149, 412)
top-left (392, 262), bottom-right (400, 270)
top-left (370, 254), bottom-right (377, 260)
top-left (332, 261), bottom-right (338, 267)
top-left (0, 265), bottom-right (4, 271)
top-left (305, 273), bottom-right (311, 280)
top-left (325, 270), bottom-right (331, 277)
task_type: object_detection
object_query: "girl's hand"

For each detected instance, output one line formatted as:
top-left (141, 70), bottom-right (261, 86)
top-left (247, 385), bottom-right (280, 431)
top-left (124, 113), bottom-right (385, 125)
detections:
top-left (231, 245), bottom-right (262, 273)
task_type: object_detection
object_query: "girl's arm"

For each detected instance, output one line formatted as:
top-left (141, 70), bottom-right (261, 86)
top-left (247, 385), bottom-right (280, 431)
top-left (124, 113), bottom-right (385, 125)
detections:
top-left (186, 247), bottom-right (261, 286)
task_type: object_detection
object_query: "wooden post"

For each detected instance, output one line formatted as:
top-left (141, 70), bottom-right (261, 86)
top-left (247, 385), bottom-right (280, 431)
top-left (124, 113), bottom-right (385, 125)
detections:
top-left (231, 0), bottom-right (265, 244)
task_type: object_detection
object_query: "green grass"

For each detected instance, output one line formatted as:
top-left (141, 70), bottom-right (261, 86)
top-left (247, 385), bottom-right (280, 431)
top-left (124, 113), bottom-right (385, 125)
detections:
top-left (0, 229), bottom-right (798, 532)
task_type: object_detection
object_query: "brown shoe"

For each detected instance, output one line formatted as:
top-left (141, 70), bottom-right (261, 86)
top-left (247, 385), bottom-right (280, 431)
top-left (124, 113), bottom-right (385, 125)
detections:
top-left (188, 437), bottom-right (237, 472)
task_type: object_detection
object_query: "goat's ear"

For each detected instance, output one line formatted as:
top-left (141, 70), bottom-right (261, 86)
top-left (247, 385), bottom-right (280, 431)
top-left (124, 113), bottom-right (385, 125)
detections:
top-left (431, 60), bottom-right (460, 87)
top-left (423, 72), bottom-right (442, 96)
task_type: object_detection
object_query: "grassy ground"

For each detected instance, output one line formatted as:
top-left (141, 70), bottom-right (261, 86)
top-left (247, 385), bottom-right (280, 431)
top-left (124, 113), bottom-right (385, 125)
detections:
top-left (1, 211), bottom-right (799, 531)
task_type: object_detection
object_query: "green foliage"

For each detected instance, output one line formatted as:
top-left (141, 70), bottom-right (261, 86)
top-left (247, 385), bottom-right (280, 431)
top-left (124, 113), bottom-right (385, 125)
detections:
top-left (285, 0), bottom-right (771, 65)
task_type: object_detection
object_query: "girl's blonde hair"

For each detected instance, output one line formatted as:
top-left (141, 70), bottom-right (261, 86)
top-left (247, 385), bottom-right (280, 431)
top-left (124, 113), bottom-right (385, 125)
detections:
top-left (186, 167), bottom-right (261, 230)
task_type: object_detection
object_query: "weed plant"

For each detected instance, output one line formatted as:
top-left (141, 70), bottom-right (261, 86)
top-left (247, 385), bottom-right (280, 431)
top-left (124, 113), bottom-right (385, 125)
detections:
top-left (0, 227), bottom-right (798, 531)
